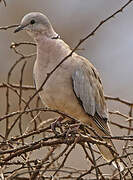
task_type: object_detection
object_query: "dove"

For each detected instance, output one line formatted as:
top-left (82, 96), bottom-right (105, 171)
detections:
top-left (14, 12), bottom-right (123, 170)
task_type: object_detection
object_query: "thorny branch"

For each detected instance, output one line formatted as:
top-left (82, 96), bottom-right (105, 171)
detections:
top-left (0, 0), bottom-right (133, 179)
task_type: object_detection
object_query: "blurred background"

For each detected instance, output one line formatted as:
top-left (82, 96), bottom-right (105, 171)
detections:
top-left (0, 0), bottom-right (133, 177)
top-left (0, 0), bottom-right (133, 97)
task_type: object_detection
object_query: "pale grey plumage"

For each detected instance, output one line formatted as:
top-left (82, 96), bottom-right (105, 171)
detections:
top-left (14, 12), bottom-right (124, 170)
top-left (72, 61), bottom-right (110, 136)
top-left (72, 62), bottom-right (107, 118)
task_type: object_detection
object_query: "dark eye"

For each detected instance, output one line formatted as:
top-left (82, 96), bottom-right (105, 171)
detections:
top-left (30, 19), bottom-right (35, 24)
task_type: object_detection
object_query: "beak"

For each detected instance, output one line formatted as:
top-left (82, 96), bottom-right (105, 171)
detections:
top-left (14, 24), bottom-right (28, 33)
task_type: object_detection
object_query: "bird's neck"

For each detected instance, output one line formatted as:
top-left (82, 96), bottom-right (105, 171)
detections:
top-left (35, 34), bottom-right (71, 71)
top-left (34, 26), bottom-right (58, 41)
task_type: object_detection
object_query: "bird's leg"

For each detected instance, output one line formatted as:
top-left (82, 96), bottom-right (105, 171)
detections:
top-left (51, 116), bottom-right (65, 136)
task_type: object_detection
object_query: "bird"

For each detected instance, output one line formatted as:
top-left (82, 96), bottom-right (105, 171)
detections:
top-left (14, 12), bottom-right (123, 170)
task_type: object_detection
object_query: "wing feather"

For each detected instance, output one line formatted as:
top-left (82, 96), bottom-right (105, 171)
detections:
top-left (72, 59), bottom-right (109, 134)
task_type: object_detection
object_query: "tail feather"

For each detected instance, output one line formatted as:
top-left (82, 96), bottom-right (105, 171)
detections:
top-left (86, 120), bottom-right (124, 171)
top-left (112, 161), bottom-right (124, 172)
top-left (96, 139), bottom-right (124, 171)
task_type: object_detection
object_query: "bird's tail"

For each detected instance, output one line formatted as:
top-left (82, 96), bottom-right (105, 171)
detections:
top-left (96, 139), bottom-right (124, 171)
top-left (85, 120), bottom-right (124, 171)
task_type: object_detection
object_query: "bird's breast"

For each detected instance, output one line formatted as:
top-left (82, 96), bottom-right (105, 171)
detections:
top-left (34, 61), bottom-right (72, 110)
top-left (33, 61), bottom-right (89, 122)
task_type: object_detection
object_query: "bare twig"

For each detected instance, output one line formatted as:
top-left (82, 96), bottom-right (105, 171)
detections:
top-left (0, 1), bottom-right (133, 179)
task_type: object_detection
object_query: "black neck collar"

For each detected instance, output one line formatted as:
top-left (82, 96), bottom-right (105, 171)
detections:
top-left (51, 34), bottom-right (60, 39)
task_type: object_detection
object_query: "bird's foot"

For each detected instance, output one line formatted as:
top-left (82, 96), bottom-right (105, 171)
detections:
top-left (65, 123), bottom-right (81, 138)
top-left (51, 116), bottom-right (64, 136)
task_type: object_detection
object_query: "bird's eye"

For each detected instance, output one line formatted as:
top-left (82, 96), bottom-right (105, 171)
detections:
top-left (30, 19), bottom-right (35, 24)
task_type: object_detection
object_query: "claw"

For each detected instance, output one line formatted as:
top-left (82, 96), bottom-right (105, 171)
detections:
top-left (65, 123), bottom-right (81, 138)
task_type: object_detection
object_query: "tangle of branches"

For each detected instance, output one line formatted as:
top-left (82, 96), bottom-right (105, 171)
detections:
top-left (0, 1), bottom-right (133, 179)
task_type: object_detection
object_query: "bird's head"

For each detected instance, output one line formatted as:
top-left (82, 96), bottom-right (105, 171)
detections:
top-left (14, 12), bottom-right (56, 39)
